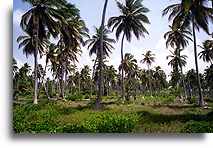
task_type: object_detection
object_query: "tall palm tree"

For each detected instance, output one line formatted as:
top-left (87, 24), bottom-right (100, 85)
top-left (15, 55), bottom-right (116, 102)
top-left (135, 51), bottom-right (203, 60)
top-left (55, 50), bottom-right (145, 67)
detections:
top-left (163, 0), bottom-right (213, 106)
top-left (141, 50), bottom-right (155, 95)
top-left (141, 50), bottom-right (155, 71)
top-left (97, 0), bottom-right (109, 109)
top-left (164, 25), bottom-right (192, 98)
top-left (85, 27), bottom-right (115, 57)
top-left (164, 25), bottom-right (192, 49)
top-left (198, 40), bottom-right (213, 64)
top-left (108, 0), bottom-right (150, 100)
top-left (19, 0), bottom-right (68, 104)
top-left (119, 53), bottom-right (138, 100)
top-left (167, 48), bottom-right (188, 92)
top-left (85, 26), bottom-right (115, 108)
top-left (119, 53), bottom-right (138, 77)
top-left (167, 49), bottom-right (187, 72)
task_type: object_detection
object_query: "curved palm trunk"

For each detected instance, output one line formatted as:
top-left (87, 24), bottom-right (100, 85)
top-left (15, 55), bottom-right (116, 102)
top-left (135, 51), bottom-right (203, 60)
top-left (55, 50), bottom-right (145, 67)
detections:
top-left (192, 19), bottom-right (204, 107)
top-left (96, 0), bottom-right (108, 109)
top-left (33, 14), bottom-right (39, 105)
top-left (121, 33), bottom-right (125, 100)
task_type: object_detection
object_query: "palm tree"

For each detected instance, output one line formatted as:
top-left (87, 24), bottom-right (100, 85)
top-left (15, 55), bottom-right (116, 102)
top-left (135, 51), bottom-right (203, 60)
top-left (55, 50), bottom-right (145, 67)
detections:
top-left (198, 40), bottom-right (213, 64)
top-left (108, 0), bottom-right (150, 100)
top-left (163, 0), bottom-right (213, 106)
top-left (97, 0), bottom-right (109, 109)
top-left (17, 33), bottom-right (48, 104)
top-left (164, 25), bottom-right (192, 50)
top-left (141, 50), bottom-right (155, 95)
top-left (85, 26), bottom-right (115, 108)
top-left (167, 48), bottom-right (188, 87)
top-left (153, 66), bottom-right (167, 91)
top-left (19, 0), bottom-right (68, 104)
top-left (85, 27), bottom-right (115, 57)
top-left (164, 25), bottom-right (192, 99)
top-left (119, 53), bottom-right (138, 100)
top-left (119, 53), bottom-right (138, 76)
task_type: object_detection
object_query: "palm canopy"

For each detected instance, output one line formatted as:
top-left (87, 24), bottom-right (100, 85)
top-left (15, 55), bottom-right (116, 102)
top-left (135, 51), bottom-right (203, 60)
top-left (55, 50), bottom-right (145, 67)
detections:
top-left (167, 48), bottom-right (188, 70)
top-left (162, 0), bottom-right (213, 34)
top-left (119, 53), bottom-right (138, 74)
top-left (108, 0), bottom-right (150, 41)
top-left (198, 40), bottom-right (213, 63)
top-left (21, 0), bottom-right (69, 39)
top-left (164, 25), bottom-right (193, 49)
top-left (85, 27), bottom-right (115, 57)
top-left (57, 2), bottom-right (89, 62)
top-left (141, 50), bottom-right (155, 68)
top-left (17, 33), bottom-right (48, 58)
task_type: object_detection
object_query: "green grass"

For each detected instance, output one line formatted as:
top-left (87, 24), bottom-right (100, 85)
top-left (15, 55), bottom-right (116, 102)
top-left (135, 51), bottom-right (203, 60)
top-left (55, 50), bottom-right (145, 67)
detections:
top-left (13, 95), bottom-right (213, 133)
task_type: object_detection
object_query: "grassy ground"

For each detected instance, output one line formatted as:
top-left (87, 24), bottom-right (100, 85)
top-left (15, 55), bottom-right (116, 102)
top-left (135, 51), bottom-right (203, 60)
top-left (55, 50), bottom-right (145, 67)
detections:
top-left (13, 96), bottom-right (213, 133)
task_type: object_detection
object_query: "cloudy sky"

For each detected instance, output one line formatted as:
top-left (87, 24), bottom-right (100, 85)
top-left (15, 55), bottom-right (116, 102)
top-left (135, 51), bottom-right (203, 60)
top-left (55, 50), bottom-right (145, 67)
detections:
top-left (13, 0), bottom-right (212, 79)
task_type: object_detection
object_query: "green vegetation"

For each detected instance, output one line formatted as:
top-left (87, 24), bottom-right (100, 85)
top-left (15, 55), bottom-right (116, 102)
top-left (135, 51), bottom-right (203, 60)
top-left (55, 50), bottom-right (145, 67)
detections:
top-left (13, 98), bottom-right (213, 133)
top-left (13, 0), bottom-right (213, 133)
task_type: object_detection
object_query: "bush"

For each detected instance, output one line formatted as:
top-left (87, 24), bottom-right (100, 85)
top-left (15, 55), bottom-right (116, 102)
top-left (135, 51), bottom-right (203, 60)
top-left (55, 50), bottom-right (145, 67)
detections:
top-left (58, 112), bottom-right (139, 133)
top-left (65, 94), bottom-right (84, 101)
top-left (181, 121), bottom-right (213, 133)
top-left (13, 103), bottom-right (60, 133)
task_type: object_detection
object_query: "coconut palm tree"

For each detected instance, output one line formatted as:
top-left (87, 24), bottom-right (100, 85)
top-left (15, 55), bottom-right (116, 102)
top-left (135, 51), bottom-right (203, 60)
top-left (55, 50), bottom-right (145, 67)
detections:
top-left (164, 25), bottom-right (192, 49)
top-left (119, 53), bottom-right (138, 100)
top-left (119, 53), bottom-right (138, 77)
top-left (167, 48), bottom-right (187, 89)
top-left (141, 50), bottom-right (155, 95)
top-left (85, 27), bottom-right (115, 57)
top-left (96, 0), bottom-right (109, 109)
top-left (19, 0), bottom-right (69, 104)
top-left (85, 26), bottom-right (115, 108)
top-left (108, 0), bottom-right (150, 100)
top-left (163, 0), bottom-right (213, 106)
top-left (164, 25), bottom-right (192, 98)
top-left (198, 40), bottom-right (213, 64)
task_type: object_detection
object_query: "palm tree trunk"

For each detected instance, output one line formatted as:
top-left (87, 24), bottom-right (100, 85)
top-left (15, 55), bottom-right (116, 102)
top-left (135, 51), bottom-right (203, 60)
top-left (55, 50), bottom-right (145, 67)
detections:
top-left (33, 13), bottom-right (39, 105)
top-left (148, 65), bottom-right (152, 96)
top-left (38, 63), bottom-right (50, 100)
top-left (64, 67), bottom-right (68, 96)
top-left (121, 33), bottom-right (125, 100)
top-left (192, 18), bottom-right (204, 107)
top-left (96, 0), bottom-right (108, 109)
top-left (180, 67), bottom-right (187, 100)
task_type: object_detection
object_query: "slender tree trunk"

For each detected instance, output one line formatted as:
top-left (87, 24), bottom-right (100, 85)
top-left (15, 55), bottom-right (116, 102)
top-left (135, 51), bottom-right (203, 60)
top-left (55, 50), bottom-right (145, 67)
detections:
top-left (148, 65), bottom-right (152, 96)
top-left (38, 61), bottom-right (50, 100)
top-left (96, 0), bottom-right (108, 109)
top-left (64, 67), bottom-right (68, 96)
top-left (121, 33), bottom-right (125, 100)
top-left (33, 14), bottom-right (39, 105)
top-left (60, 65), bottom-right (65, 99)
top-left (78, 78), bottom-right (81, 94)
top-left (192, 19), bottom-right (204, 107)
top-left (180, 67), bottom-right (187, 100)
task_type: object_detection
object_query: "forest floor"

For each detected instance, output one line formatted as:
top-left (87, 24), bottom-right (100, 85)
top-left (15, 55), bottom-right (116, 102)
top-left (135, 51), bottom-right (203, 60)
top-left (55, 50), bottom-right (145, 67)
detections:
top-left (13, 96), bottom-right (213, 133)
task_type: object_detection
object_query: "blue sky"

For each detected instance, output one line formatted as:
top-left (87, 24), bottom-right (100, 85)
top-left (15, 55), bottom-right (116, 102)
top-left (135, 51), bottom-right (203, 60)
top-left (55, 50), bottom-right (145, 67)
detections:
top-left (13, 0), bottom-right (212, 79)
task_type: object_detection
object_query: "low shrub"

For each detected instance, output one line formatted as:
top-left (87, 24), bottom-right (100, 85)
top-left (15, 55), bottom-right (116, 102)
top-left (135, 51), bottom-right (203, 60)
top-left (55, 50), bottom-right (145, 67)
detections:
top-left (58, 112), bottom-right (139, 133)
top-left (65, 94), bottom-right (84, 101)
top-left (181, 120), bottom-right (213, 133)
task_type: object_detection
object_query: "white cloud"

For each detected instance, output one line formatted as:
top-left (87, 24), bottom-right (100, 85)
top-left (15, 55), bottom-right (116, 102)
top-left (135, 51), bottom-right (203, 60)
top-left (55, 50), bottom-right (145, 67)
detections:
top-left (13, 9), bottom-right (24, 26)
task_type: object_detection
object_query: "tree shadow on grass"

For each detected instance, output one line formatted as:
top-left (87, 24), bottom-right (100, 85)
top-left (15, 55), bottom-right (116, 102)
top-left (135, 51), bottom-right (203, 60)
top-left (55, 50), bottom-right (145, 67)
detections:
top-left (137, 110), bottom-right (213, 123)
